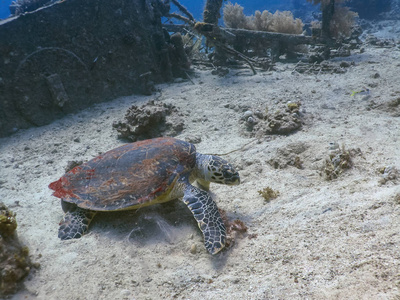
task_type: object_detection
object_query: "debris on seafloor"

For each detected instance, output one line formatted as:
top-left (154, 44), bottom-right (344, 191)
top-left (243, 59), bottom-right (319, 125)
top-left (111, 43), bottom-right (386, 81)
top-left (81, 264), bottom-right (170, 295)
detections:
top-left (382, 96), bottom-right (400, 117)
top-left (219, 208), bottom-right (248, 250)
top-left (112, 100), bottom-right (185, 141)
top-left (258, 187), bottom-right (280, 202)
top-left (394, 193), bottom-right (400, 205)
top-left (322, 143), bottom-right (360, 180)
top-left (267, 141), bottom-right (309, 170)
top-left (378, 166), bottom-right (399, 185)
top-left (292, 61), bottom-right (352, 75)
top-left (0, 202), bottom-right (36, 298)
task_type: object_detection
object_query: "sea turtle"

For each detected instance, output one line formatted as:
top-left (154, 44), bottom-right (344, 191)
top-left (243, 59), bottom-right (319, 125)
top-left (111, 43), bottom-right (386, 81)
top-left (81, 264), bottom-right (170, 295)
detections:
top-left (49, 137), bottom-right (240, 254)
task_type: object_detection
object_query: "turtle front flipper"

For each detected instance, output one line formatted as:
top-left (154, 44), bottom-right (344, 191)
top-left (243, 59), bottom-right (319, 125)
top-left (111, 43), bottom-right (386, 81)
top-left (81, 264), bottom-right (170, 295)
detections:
top-left (58, 207), bottom-right (97, 240)
top-left (182, 184), bottom-right (226, 255)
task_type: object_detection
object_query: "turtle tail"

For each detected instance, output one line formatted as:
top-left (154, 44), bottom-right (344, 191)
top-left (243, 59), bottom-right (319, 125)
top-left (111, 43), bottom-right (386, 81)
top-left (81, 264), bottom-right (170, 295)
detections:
top-left (58, 207), bottom-right (97, 240)
top-left (182, 184), bottom-right (226, 255)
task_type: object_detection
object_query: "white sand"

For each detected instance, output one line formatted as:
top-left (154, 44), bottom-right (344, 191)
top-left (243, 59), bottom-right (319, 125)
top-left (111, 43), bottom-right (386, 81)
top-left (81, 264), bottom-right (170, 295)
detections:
top-left (1, 39), bottom-right (400, 299)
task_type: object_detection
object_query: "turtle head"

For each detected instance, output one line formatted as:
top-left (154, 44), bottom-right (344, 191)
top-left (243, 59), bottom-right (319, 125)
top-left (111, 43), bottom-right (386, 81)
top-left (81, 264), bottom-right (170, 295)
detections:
top-left (196, 154), bottom-right (240, 186)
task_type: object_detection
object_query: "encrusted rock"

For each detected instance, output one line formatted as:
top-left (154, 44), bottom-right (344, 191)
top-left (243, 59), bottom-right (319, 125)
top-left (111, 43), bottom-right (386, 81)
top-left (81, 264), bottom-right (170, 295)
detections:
top-left (268, 142), bottom-right (309, 169)
top-left (112, 100), bottom-right (185, 141)
top-left (239, 102), bottom-right (303, 137)
top-left (184, 135), bottom-right (202, 144)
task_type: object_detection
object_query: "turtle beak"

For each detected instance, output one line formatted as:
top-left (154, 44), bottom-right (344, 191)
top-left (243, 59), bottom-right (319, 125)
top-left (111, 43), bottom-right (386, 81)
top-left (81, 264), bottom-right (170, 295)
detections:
top-left (226, 171), bottom-right (240, 185)
top-left (232, 172), bottom-right (240, 185)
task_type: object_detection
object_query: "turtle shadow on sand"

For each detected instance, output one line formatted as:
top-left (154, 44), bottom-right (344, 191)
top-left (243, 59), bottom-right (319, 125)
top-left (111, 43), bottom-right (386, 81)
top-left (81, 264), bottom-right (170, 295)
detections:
top-left (80, 199), bottom-right (247, 265)
top-left (91, 200), bottom-right (199, 248)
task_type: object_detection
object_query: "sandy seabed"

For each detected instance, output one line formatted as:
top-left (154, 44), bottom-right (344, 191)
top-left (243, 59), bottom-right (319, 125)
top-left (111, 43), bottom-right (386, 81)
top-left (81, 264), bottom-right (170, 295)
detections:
top-left (1, 34), bottom-right (400, 299)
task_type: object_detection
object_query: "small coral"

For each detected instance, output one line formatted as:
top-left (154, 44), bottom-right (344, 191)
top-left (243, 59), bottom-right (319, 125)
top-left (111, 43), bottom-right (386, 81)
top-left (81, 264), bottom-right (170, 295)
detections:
top-left (223, 2), bottom-right (304, 34)
top-left (0, 204), bottom-right (17, 238)
top-left (287, 102), bottom-right (301, 111)
top-left (0, 202), bottom-right (33, 298)
top-left (222, 2), bottom-right (249, 29)
top-left (270, 10), bottom-right (304, 34)
top-left (378, 166), bottom-right (399, 185)
top-left (258, 187), bottom-right (280, 202)
top-left (252, 10), bottom-right (274, 31)
top-left (329, 6), bottom-right (358, 38)
top-left (307, 0), bottom-right (358, 38)
top-left (219, 208), bottom-right (248, 250)
top-left (394, 193), bottom-right (400, 205)
top-left (323, 144), bottom-right (353, 180)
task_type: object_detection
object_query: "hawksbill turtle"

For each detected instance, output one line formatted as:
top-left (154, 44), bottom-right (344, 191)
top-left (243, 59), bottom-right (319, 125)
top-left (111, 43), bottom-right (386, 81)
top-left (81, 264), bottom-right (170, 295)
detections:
top-left (49, 137), bottom-right (240, 254)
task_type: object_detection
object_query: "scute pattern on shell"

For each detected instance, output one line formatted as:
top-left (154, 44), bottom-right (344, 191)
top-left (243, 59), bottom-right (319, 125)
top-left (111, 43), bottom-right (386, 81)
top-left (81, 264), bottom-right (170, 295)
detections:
top-left (49, 137), bottom-right (197, 211)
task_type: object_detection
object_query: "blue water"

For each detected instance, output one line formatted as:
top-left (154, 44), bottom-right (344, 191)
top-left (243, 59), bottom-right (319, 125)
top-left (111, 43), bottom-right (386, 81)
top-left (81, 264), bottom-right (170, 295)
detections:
top-left (0, 0), bottom-right (313, 21)
top-left (176, 0), bottom-right (317, 21)
top-left (0, 0), bottom-right (12, 19)
top-left (0, 0), bottom-right (391, 21)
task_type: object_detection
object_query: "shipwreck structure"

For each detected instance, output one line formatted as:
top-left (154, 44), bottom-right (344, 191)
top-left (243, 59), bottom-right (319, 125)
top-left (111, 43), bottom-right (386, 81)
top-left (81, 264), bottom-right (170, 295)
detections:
top-left (0, 0), bottom-right (173, 137)
top-left (0, 0), bottom-right (361, 137)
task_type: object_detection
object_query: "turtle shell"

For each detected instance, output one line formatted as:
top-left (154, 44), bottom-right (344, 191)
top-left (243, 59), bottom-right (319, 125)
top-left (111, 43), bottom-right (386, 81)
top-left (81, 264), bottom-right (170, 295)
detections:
top-left (49, 137), bottom-right (196, 211)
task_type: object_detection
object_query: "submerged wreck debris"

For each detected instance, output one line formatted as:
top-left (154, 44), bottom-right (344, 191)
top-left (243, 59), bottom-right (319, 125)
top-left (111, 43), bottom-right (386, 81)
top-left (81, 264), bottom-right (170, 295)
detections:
top-left (258, 187), bottom-right (280, 202)
top-left (307, 0), bottom-right (358, 40)
top-left (292, 60), bottom-right (352, 75)
top-left (112, 100), bottom-right (185, 141)
top-left (1, 0), bottom-right (174, 138)
top-left (168, 32), bottom-right (192, 77)
top-left (166, 0), bottom-right (361, 73)
top-left (322, 143), bottom-right (355, 180)
top-left (239, 101), bottom-right (304, 137)
top-left (9, 0), bottom-right (56, 15)
top-left (365, 35), bottom-right (397, 48)
top-left (0, 202), bottom-right (34, 298)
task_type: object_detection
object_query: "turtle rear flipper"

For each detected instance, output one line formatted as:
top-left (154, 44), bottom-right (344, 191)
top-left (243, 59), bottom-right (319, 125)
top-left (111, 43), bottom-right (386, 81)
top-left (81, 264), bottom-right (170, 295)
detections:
top-left (182, 184), bottom-right (226, 255)
top-left (59, 207), bottom-right (97, 240)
